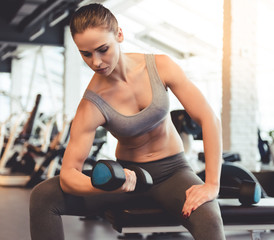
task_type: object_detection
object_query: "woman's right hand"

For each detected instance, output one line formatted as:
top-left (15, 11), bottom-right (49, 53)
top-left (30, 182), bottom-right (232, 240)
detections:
top-left (118, 169), bottom-right (137, 192)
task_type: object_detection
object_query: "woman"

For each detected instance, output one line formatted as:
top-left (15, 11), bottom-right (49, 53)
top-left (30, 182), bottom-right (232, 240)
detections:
top-left (30, 3), bottom-right (226, 240)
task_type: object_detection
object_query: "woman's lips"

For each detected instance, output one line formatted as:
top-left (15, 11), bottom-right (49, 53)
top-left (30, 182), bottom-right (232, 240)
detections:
top-left (96, 67), bottom-right (108, 74)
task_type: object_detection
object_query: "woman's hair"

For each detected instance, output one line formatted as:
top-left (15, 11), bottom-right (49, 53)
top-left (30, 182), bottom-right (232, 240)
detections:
top-left (70, 3), bottom-right (118, 37)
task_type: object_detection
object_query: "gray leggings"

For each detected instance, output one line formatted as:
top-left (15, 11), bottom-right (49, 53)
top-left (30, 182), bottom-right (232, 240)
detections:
top-left (29, 152), bottom-right (226, 240)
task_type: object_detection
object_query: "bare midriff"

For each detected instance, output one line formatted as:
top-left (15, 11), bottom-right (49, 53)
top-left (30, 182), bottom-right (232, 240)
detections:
top-left (115, 115), bottom-right (184, 163)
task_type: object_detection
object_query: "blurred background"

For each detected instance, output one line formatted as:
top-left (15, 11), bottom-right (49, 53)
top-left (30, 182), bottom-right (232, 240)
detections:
top-left (1, 1), bottom-right (274, 240)
top-left (0, 0), bottom-right (274, 171)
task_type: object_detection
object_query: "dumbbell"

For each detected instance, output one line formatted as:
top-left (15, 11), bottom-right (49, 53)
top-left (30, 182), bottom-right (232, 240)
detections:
top-left (90, 160), bottom-right (153, 192)
top-left (219, 180), bottom-right (261, 205)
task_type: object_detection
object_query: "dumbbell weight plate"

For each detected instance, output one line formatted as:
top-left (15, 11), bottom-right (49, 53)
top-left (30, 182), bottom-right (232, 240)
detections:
top-left (126, 165), bottom-right (153, 192)
top-left (91, 160), bottom-right (126, 191)
top-left (239, 180), bottom-right (261, 205)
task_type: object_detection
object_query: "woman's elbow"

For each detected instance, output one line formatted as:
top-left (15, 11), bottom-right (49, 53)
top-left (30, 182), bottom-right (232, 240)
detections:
top-left (201, 110), bottom-right (221, 129)
top-left (214, 115), bottom-right (221, 129)
top-left (59, 170), bottom-right (69, 193)
top-left (210, 114), bottom-right (222, 141)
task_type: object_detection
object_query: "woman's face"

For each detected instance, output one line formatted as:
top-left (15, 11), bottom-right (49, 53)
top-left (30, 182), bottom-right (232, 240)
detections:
top-left (73, 27), bottom-right (123, 76)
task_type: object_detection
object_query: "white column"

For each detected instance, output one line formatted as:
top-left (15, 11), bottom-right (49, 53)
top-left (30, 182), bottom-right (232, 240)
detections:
top-left (63, 26), bottom-right (82, 120)
top-left (10, 58), bottom-right (24, 114)
top-left (222, 0), bottom-right (259, 170)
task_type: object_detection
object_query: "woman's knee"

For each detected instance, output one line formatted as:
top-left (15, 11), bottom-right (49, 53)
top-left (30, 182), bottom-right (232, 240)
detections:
top-left (192, 200), bottom-right (222, 224)
top-left (30, 176), bottom-right (63, 214)
top-left (186, 200), bottom-right (225, 239)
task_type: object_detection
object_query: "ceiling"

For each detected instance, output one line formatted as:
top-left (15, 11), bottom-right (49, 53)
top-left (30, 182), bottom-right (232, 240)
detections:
top-left (0, 0), bottom-right (223, 72)
top-left (0, 0), bottom-right (85, 71)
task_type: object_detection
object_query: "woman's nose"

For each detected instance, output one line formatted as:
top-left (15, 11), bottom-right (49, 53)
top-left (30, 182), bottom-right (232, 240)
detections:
top-left (93, 54), bottom-right (102, 68)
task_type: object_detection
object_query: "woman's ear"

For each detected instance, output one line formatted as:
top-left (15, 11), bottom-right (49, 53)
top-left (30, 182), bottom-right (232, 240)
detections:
top-left (116, 27), bottom-right (124, 43)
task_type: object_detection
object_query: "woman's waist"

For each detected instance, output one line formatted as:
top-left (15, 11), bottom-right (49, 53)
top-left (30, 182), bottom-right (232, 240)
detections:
top-left (115, 145), bottom-right (184, 164)
top-left (115, 132), bottom-right (184, 162)
top-left (117, 152), bottom-right (190, 184)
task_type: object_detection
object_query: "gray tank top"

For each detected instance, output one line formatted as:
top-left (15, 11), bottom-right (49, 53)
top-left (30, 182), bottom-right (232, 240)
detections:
top-left (83, 54), bottom-right (170, 137)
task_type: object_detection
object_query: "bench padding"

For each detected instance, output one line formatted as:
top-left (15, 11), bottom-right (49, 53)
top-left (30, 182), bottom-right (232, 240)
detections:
top-left (219, 198), bottom-right (274, 224)
top-left (105, 198), bottom-right (274, 233)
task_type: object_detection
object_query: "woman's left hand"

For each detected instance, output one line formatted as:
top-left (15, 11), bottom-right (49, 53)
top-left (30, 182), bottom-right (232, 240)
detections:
top-left (182, 183), bottom-right (219, 218)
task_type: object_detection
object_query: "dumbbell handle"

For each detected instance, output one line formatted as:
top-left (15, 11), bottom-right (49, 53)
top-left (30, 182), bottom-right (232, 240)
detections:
top-left (219, 180), bottom-right (261, 205)
top-left (219, 186), bottom-right (240, 197)
top-left (126, 165), bottom-right (153, 192)
top-left (91, 160), bottom-right (153, 192)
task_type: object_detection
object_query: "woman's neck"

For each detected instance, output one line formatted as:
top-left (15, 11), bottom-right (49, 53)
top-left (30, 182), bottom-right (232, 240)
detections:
top-left (108, 52), bottom-right (134, 82)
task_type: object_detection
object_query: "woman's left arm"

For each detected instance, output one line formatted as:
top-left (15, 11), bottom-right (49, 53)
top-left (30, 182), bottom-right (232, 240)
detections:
top-left (156, 55), bottom-right (223, 217)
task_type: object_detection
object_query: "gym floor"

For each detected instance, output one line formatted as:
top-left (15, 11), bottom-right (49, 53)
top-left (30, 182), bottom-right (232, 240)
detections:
top-left (1, 187), bottom-right (274, 240)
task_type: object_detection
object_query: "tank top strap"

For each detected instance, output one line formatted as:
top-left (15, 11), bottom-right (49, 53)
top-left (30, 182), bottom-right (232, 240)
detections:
top-left (145, 54), bottom-right (167, 92)
top-left (83, 89), bottom-right (110, 123)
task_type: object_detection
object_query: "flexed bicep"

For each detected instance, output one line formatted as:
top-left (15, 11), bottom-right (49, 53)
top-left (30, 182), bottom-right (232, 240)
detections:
top-left (60, 99), bottom-right (106, 195)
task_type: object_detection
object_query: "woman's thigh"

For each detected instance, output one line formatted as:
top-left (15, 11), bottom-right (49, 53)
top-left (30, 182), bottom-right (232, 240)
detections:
top-left (149, 167), bottom-right (203, 214)
top-left (30, 175), bottom-right (157, 216)
top-left (148, 167), bottom-right (225, 239)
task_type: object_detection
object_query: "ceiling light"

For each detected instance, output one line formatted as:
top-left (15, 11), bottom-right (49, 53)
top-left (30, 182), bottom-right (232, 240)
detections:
top-left (49, 10), bottom-right (69, 27)
top-left (1, 51), bottom-right (12, 61)
top-left (29, 26), bottom-right (45, 41)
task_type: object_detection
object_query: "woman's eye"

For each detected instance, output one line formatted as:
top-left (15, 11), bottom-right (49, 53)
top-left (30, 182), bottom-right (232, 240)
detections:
top-left (99, 47), bottom-right (109, 53)
top-left (83, 53), bottom-right (91, 57)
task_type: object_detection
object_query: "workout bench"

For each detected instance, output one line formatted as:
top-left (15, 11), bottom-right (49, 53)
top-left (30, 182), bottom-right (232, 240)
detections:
top-left (105, 197), bottom-right (274, 240)
top-left (104, 163), bottom-right (274, 240)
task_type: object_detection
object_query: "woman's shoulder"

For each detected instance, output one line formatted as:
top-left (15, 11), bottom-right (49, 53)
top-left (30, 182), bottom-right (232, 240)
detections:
top-left (154, 54), bottom-right (176, 68)
top-left (153, 54), bottom-right (183, 84)
top-left (72, 97), bottom-right (105, 133)
top-left (85, 72), bottom-right (113, 98)
top-left (126, 52), bottom-right (172, 63)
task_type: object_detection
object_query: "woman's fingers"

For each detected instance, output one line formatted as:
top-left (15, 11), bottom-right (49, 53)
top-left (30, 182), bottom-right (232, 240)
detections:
top-left (120, 169), bottom-right (137, 192)
top-left (183, 185), bottom-right (202, 217)
top-left (182, 184), bottom-right (219, 218)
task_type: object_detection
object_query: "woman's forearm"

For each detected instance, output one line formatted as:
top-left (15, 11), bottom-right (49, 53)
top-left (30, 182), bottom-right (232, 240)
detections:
top-left (202, 115), bottom-right (223, 187)
top-left (60, 168), bottom-right (104, 196)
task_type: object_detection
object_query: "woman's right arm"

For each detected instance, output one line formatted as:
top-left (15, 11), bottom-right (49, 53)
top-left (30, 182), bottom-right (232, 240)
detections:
top-left (60, 99), bottom-right (106, 196)
top-left (60, 99), bottom-right (137, 196)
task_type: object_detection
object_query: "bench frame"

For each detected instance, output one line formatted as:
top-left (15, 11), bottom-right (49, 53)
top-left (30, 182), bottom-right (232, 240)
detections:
top-left (118, 224), bottom-right (274, 240)
top-left (105, 198), bottom-right (274, 240)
